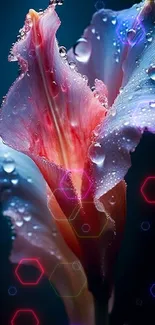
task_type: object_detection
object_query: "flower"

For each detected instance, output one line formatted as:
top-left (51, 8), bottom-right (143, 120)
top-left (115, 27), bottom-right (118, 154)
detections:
top-left (0, 0), bottom-right (155, 324)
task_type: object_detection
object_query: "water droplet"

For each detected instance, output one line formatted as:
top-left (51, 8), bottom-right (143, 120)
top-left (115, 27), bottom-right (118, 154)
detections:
top-left (3, 158), bottom-right (15, 174)
top-left (27, 177), bottom-right (32, 183)
top-left (91, 27), bottom-right (96, 34)
top-left (147, 33), bottom-right (153, 43)
top-left (11, 236), bottom-right (16, 241)
top-left (111, 17), bottom-right (117, 25)
top-left (16, 220), bottom-right (23, 227)
top-left (33, 225), bottom-right (39, 230)
top-left (18, 206), bottom-right (25, 213)
top-left (149, 101), bottom-right (155, 108)
top-left (88, 142), bottom-right (105, 166)
top-left (96, 34), bottom-right (101, 40)
top-left (50, 0), bottom-right (64, 5)
top-left (11, 178), bottom-right (19, 185)
top-left (148, 65), bottom-right (155, 81)
top-left (124, 121), bottom-right (129, 126)
top-left (59, 46), bottom-right (67, 58)
top-left (109, 195), bottom-right (116, 205)
top-left (102, 16), bottom-right (107, 22)
top-left (23, 215), bottom-right (31, 222)
top-left (73, 38), bottom-right (92, 63)
top-left (28, 232), bottom-right (32, 236)
top-left (127, 29), bottom-right (136, 44)
top-left (69, 61), bottom-right (76, 70)
top-left (52, 229), bottom-right (57, 237)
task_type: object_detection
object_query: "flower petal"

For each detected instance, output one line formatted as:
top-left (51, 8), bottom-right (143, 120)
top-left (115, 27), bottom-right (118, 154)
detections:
top-left (0, 5), bottom-right (106, 178)
top-left (0, 141), bottom-right (95, 325)
top-left (92, 1), bottom-right (155, 199)
top-left (68, 1), bottom-right (151, 106)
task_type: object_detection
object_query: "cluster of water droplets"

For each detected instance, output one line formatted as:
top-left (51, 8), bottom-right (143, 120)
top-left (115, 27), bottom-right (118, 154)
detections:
top-left (50, 0), bottom-right (64, 5)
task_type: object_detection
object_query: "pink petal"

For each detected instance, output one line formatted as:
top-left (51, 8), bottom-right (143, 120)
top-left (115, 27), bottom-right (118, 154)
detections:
top-left (0, 5), bottom-right (106, 177)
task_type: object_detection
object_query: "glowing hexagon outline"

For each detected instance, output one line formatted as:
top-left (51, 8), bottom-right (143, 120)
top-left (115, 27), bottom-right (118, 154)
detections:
top-left (69, 201), bottom-right (109, 238)
top-left (150, 284), bottom-right (155, 298)
top-left (50, 188), bottom-right (80, 221)
top-left (15, 258), bottom-right (44, 286)
top-left (59, 169), bottom-right (92, 200)
top-left (11, 309), bottom-right (39, 325)
top-left (49, 262), bottom-right (87, 298)
top-left (141, 176), bottom-right (155, 204)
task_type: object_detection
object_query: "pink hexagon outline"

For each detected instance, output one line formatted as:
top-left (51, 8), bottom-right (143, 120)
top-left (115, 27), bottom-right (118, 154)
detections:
top-left (11, 309), bottom-right (39, 325)
top-left (59, 169), bottom-right (92, 200)
top-left (141, 176), bottom-right (155, 204)
top-left (15, 258), bottom-right (44, 286)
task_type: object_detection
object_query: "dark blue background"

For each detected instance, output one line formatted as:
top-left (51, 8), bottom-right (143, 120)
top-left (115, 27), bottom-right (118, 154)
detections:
top-left (1, 1), bottom-right (155, 324)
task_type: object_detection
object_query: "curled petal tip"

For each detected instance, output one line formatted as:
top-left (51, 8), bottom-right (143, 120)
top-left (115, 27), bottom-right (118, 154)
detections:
top-left (29, 9), bottom-right (39, 21)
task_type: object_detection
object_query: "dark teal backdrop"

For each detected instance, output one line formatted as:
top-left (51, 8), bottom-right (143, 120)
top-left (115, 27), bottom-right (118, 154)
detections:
top-left (1, 1), bottom-right (155, 325)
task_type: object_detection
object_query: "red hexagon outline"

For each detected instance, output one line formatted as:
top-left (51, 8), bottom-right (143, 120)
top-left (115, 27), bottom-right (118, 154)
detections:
top-left (11, 309), bottom-right (39, 325)
top-left (141, 176), bottom-right (155, 204)
top-left (59, 169), bottom-right (92, 200)
top-left (49, 262), bottom-right (86, 297)
top-left (69, 201), bottom-right (110, 238)
top-left (15, 258), bottom-right (44, 286)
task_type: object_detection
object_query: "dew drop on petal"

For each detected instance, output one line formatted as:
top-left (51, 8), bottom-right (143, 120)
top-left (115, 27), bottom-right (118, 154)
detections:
top-left (149, 101), bottom-right (155, 108)
top-left (59, 46), bottom-right (67, 58)
top-left (148, 65), bottom-right (155, 81)
top-left (18, 206), bottom-right (25, 213)
top-left (28, 232), bottom-right (32, 236)
top-left (16, 220), bottom-right (23, 227)
top-left (127, 29), bottom-right (136, 44)
top-left (109, 195), bottom-right (116, 205)
top-left (11, 178), bottom-right (19, 185)
top-left (69, 61), bottom-right (76, 70)
top-left (102, 16), bottom-right (107, 22)
top-left (111, 17), bottom-right (117, 25)
top-left (27, 177), bottom-right (32, 183)
top-left (52, 229), bottom-right (57, 237)
top-left (23, 215), bottom-right (32, 222)
top-left (73, 38), bottom-right (92, 63)
top-left (88, 142), bottom-right (105, 166)
top-left (3, 158), bottom-right (15, 174)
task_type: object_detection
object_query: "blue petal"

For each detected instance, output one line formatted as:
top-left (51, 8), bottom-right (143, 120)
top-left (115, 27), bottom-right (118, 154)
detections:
top-left (68, 1), bottom-right (150, 106)
top-left (92, 3), bottom-right (155, 198)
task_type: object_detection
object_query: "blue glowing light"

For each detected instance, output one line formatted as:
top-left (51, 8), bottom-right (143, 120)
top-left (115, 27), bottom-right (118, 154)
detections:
top-left (8, 286), bottom-right (17, 296)
top-left (141, 221), bottom-right (150, 231)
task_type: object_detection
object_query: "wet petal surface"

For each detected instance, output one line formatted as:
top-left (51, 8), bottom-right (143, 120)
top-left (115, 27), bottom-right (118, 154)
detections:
top-left (0, 5), bottom-right (106, 180)
top-left (68, 1), bottom-right (151, 106)
top-left (0, 141), bottom-right (95, 325)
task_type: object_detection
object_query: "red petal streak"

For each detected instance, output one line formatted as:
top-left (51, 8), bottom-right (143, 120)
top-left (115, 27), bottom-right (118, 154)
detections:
top-left (0, 5), bottom-right (107, 197)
